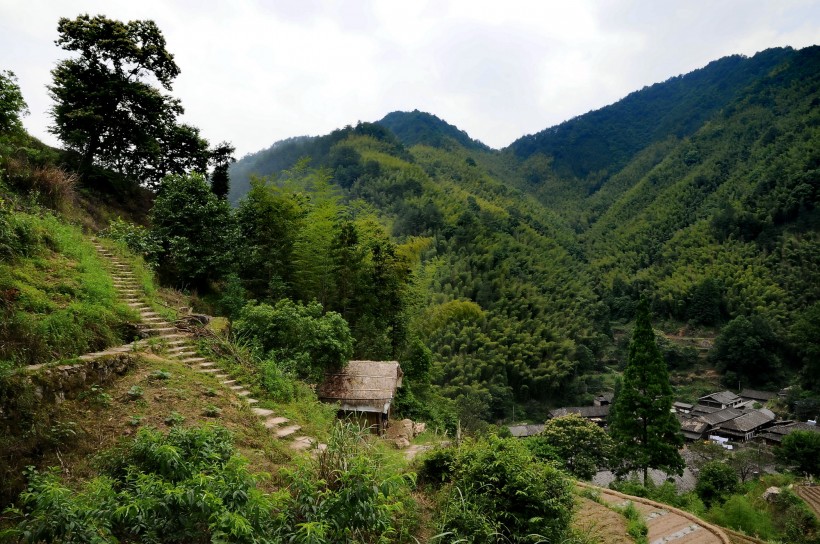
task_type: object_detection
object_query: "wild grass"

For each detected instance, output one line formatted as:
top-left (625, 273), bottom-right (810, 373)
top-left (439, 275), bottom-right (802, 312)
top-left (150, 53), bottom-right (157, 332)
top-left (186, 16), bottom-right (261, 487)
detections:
top-left (0, 210), bottom-right (134, 367)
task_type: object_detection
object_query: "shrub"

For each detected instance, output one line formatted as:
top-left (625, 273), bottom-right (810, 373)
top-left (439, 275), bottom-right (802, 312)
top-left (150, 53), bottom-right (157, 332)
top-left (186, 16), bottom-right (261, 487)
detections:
top-left (434, 434), bottom-right (574, 543)
top-left (281, 421), bottom-right (418, 543)
top-left (234, 299), bottom-right (353, 382)
top-left (778, 431), bottom-right (820, 477)
top-left (102, 217), bottom-right (161, 260)
top-left (706, 494), bottom-right (775, 539)
top-left (534, 413), bottom-right (614, 479)
top-left (6, 426), bottom-right (284, 543)
top-left (696, 461), bottom-right (740, 506)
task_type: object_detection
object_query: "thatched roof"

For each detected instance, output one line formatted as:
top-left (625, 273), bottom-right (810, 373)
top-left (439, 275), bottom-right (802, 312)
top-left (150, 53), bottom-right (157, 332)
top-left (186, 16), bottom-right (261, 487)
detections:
top-left (316, 360), bottom-right (403, 414)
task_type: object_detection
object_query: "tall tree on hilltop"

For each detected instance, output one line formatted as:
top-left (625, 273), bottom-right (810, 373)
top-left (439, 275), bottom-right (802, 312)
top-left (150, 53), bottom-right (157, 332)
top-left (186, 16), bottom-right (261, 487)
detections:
top-left (610, 299), bottom-right (684, 482)
top-left (48, 14), bottom-right (210, 188)
top-left (0, 70), bottom-right (28, 133)
top-left (209, 141), bottom-right (236, 199)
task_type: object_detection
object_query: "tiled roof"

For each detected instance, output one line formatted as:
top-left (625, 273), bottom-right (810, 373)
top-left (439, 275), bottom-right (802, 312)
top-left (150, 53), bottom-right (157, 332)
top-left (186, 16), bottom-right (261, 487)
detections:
top-left (717, 410), bottom-right (774, 433)
top-left (508, 424), bottom-right (545, 438)
top-left (701, 408), bottom-right (743, 426)
top-left (739, 388), bottom-right (777, 402)
top-left (699, 390), bottom-right (741, 405)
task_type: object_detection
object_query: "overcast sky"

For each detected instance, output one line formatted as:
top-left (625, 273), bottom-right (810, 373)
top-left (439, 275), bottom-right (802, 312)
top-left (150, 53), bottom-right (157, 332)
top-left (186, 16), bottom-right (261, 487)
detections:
top-left (2, 1), bottom-right (819, 156)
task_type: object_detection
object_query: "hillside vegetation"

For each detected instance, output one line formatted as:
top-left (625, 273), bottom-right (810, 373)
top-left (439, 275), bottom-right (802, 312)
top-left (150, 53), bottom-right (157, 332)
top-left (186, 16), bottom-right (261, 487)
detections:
top-left (229, 45), bottom-right (820, 419)
top-left (3, 16), bottom-right (820, 542)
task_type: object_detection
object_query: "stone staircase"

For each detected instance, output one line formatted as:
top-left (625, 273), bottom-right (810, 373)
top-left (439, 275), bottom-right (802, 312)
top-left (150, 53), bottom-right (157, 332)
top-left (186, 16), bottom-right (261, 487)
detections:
top-left (90, 240), bottom-right (321, 452)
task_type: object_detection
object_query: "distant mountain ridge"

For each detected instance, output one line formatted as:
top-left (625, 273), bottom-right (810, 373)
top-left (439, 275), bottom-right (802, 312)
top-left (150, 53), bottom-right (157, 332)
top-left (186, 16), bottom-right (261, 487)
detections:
top-left (506, 47), bottom-right (794, 181)
top-left (378, 110), bottom-right (491, 151)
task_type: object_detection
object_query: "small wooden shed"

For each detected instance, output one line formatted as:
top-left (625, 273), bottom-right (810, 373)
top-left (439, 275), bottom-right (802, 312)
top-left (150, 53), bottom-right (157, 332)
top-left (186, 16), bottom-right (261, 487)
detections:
top-left (316, 360), bottom-right (403, 434)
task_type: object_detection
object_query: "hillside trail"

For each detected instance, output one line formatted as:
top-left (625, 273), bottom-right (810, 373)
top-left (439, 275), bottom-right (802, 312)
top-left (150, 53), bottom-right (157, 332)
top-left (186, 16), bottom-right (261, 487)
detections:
top-left (83, 241), bottom-right (323, 453)
top-left (577, 482), bottom-right (733, 544)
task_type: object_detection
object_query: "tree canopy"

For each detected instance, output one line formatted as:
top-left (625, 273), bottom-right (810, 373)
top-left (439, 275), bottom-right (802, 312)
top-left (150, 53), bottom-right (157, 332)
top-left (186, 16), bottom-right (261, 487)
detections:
top-left (531, 413), bottom-right (614, 479)
top-left (149, 173), bottom-right (234, 289)
top-left (609, 300), bottom-right (685, 481)
top-left (48, 14), bottom-right (216, 188)
top-left (0, 70), bottom-right (28, 133)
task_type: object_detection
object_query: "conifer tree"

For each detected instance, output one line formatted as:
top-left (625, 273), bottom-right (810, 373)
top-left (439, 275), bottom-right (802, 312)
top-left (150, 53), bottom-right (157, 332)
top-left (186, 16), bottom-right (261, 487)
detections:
top-left (610, 299), bottom-right (684, 482)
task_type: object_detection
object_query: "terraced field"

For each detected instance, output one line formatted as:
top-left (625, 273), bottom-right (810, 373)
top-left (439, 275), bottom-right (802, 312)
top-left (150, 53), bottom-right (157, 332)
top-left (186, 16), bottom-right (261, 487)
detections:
top-left (796, 485), bottom-right (820, 519)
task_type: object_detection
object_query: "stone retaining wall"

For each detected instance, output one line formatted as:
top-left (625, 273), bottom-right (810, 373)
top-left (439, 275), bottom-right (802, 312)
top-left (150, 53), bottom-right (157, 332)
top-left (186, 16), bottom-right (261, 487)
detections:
top-left (25, 354), bottom-right (138, 404)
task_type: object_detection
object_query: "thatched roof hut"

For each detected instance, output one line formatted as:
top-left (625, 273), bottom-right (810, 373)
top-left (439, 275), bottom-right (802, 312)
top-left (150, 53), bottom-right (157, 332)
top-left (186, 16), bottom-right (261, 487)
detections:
top-left (317, 360), bottom-right (403, 433)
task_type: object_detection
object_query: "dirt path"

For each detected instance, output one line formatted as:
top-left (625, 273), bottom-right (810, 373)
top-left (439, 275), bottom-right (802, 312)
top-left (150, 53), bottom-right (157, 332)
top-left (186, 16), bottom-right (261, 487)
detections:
top-left (577, 482), bottom-right (731, 544)
top-left (88, 242), bottom-right (322, 452)
top-left (573, 495), bottom-right (633, 544)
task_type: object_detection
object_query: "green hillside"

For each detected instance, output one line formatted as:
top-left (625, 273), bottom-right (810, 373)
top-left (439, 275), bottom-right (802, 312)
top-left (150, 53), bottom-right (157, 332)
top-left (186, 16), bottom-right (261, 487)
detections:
top-left (229, 45), bottom-right (820, 413)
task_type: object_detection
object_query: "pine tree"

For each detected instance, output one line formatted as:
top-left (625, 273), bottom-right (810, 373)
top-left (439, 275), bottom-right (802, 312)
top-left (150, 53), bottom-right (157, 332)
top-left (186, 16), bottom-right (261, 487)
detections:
top-left (610, 299), bottom-right (684, 482)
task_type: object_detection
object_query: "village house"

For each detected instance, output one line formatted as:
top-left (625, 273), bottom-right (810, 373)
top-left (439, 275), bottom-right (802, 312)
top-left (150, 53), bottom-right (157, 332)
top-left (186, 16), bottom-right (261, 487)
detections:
top-left (757, 421), bottom-right (820, 446)
top-left (711, 409), bottom-right (776, 442)
top-left (316, 360), bottom-right (403, 435)
top-left (548, 405), bottom-right (610, 426)
top-left (673, 401), bottom-right (694, 414)
top-left (508, 424), bottom-right (546, 438)
top-left (697, 390), bottom-right (744, 410)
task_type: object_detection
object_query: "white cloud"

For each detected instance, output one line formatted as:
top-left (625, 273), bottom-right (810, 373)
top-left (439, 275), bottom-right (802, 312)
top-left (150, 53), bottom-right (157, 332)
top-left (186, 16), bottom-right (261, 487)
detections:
top-left (1, 0), bottom-right (818, 155)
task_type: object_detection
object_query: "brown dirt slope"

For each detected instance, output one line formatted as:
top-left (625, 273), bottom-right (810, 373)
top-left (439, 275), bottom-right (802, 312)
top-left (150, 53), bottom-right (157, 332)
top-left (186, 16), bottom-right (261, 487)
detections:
top-left (573, 495), bottom-right (632, 544)
top-left (577, 482), bottom-right (732, 544)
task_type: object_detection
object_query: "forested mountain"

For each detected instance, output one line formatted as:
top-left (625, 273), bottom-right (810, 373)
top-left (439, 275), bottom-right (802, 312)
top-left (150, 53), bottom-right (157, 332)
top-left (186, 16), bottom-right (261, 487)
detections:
top-left (229, 45), bottom-right (820, 419)
top-left (378, 110), bottom-right (491, 151)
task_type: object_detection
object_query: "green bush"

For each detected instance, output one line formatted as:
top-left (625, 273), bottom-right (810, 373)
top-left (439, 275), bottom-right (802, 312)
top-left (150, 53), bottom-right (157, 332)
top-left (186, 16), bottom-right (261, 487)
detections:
top-left (706, 494), bottom-right (776, 540)
top-left (102, 217), bottom-right (161, 261)
top-left (5, 426), bottom-right (285, 543)
top-left (149, 173), bottom-right (235, 289)
top-left (281, 421), bottom-right (418, 543)
top-left (433, 434), bottom-right (574, 543)
top-left (258, 357), bottom-right (296, 402)
top-left (234, 298), bottom-right (353, 382)
top-left (778, 431), bottom-right (820, 476)
top-left (696, 461), bottom-right (740, 506)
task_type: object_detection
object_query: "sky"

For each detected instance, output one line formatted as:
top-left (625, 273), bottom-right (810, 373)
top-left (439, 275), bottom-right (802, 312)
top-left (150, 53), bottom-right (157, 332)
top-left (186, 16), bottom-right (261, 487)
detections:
top-left (2, 1), bottom-right (819, 157)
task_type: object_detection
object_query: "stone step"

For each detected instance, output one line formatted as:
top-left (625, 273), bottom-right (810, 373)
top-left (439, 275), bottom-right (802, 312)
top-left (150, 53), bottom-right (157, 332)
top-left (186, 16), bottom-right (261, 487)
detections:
top-left (252, 408), bottom-right (274, 417)
top-left (198, 368), bottom-right (221, 374)
top-left (245, 398), bottom-right (259, 404)
top-left (236, 390), bottom-right (252, 397)
top-left (214, 374), bottom-right (229, 379)
top-left (146, 327), bottom-right (177, 335)
top-left (229, 385), bottom-right (244, 391)
top-left (265, 416), bottom-right (289, 428)
top-left (155, 333), bottom-right (187, 340)
top-left (198, 362), bottom-right (216, 368)
top-left (289, 436), bottom-right (314, 451)
top-left (180, 357), bottom-right (206, 364)
top-left (275, 425), bottom-right (301, 438)
top-left (221, 379), bottom-right (237, 385)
